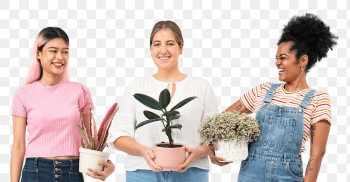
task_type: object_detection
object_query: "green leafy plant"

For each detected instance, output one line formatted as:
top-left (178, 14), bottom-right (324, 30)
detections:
top-left (78, 103), bottom-right (119, 151)
top-left (198, 112), bottom-right (260, 146)
top-left (134, 89), bottom-right (197, 148)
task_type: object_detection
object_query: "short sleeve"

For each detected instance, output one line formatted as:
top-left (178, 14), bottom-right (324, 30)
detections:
top-left (239, 83), bottom-right (264, 113)
top-left (201, 80), bottom-right (219, 120)
top-left (310, 92), bottom-right (332, 125)
top-left (107, 82), bottom-right (136, 150)
top-left (79, 84), bottom-right (94, 114)
top-left (12, 88), bottom-right (27, 117)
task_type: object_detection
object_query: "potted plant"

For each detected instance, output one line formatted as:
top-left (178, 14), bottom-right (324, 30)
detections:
top-left (198, 112), bottom-right (260, 162)
top-left (133, 89), bottom-right (197, 171)
top-left (78, 103), bottom-right (119, 173)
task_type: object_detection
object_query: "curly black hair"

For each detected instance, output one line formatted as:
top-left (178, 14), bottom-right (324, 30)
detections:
top-left (277, 13), bottom-right (338, 73)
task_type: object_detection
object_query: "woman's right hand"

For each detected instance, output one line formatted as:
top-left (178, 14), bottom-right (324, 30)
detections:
top-left (209, 145), bottom-right (232, 166)
top-left (139, 145), bottom-right (162, 172)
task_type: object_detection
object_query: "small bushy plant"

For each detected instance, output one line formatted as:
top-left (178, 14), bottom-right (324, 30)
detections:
top-left (198, 112), bottom-right (260, 146)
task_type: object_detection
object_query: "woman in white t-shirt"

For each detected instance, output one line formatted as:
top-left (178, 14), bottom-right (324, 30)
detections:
top-left (107, 21), bottom-right (219, 182)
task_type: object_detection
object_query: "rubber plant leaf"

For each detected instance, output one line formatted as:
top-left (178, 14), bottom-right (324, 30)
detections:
top-left (170, 97), bottom-right (197, 112)
top-left (136, 118), bottom-right (162, 129)
top-left (143, 110), bottom-right (160, 120)
top-left (162, 124), bottom-right (182, 132)
top-left (134, 93), bottom-right (162, 111)
top-left (159, 89), bottom-right (171, 110)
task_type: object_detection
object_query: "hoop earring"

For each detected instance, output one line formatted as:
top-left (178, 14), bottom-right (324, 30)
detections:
top-left (301, 66), bottom-right (304, 72)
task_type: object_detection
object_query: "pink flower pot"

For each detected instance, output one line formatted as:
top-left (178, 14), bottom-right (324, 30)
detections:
top-left (153, 143), bottom-right (186, 171)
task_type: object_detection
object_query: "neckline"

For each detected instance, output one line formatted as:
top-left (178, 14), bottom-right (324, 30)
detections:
top-left (35, 78), bottom-right (66, 89)
top-left (151, 75), bottom-right (190, 85)
top-left (280, 83), bottom-right (311, 94)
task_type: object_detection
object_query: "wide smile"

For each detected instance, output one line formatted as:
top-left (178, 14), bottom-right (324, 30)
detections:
top-left (278, 68), bottom-right (285, 74)
top-left (52, 62), bottom-right (64, 68)
top-left (158, 56), bottom-right (171, 61)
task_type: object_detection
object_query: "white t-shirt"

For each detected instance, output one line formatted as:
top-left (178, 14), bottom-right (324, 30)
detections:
top-left (107, 75), bottom-right (219, 171)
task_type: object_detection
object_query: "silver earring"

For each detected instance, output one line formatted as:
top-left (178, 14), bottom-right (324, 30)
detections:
top-left (301, 66), bottom-right (304, 71)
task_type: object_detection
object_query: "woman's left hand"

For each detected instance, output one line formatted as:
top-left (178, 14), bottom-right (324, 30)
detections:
top-left (177, 144), bottom-right (209, 172)
top-left (86, 160), bottom-right (115, 181)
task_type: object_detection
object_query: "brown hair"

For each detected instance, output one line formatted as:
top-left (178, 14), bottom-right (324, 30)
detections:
top-left (149, 21), bottom-right (184, 48)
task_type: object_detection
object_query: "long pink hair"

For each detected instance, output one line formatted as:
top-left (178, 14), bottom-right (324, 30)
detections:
top-left (25, 27), bottom-right (70, 85)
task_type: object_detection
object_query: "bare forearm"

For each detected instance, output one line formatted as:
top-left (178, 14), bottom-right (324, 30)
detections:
top-left (305, 121), bottom-right (330, 182)
top-left (10, 146), bottom-right (25, 182)
top-left (304, 154), bottom-right (324, 182)
top-left (114, 136), bottom-right (144, 156)
top-left (198, 143), bottom-right (211, 158)
top-left (225, 100), bottom-right (251, 114)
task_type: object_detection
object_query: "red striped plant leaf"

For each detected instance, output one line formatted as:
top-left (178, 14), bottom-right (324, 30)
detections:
top-left (92, 115), bottom-right (98, 149)
top-left (98, 103), bottom-right (118, 139)
top-left (96, 103), bottom-right (119, 151)
top-left (83, 127), bottom-right (91, 149)
top-left (99, 143), bottom-right (107, 152)
top-left (97, 113), bottom-right (116, 151)
top-left (78, 125), bottom-right (90, 149)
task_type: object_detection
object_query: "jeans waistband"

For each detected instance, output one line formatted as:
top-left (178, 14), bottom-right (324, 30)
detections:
top-left (25, 157), bottom-right (79, 168)
top-left (248, 148), bottom-right (302, 163)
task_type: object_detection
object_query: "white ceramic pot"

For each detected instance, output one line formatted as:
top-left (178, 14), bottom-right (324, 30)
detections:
top-left (79, 148), bottom-right (110, 173)
top-left (215, 139), bottom-right (248, 162)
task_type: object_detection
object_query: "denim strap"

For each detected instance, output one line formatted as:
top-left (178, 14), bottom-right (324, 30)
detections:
top-left (70, 159), bottom-right (73, 170)
top-left (34, 157), bottom-right (38, 167)
top-left (263, 84), bottom-right (280, 103)
top-left (299, 89), bottom-right (317, 109)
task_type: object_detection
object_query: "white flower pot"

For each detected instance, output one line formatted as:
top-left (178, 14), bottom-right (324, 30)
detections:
top-left (79, 148), bottom-right (110, 174)
top-left (215, 139), bottom-right (248, 162)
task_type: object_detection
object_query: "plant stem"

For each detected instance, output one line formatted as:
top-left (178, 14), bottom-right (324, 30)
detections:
top-left (160, 117), bottom-right (166, 129)
top-left (164, 108), bottom-right (173, 147)
top-left (167, 129), bottom-right (173, 147)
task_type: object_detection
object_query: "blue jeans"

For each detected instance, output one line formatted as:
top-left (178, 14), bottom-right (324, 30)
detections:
top-left (126, 167), bottom-right (208, 182)
top-left (21, 158), bottom-right (83, 182)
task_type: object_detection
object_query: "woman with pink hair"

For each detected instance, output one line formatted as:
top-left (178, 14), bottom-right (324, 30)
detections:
top-left (10, 27), bottom-right (114, 182)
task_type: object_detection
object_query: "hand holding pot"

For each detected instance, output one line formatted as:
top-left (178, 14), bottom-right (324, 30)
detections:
top-left (209, 145), bottom-right (232, 166)
top-left (178, 145), bottom-right (210, 172)
top-left (140, 145), bottom-right (162, 172)
top-left (85, 160), bottom-right (115, 181)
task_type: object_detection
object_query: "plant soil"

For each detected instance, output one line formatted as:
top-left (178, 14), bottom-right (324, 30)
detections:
top-left (157, 144), bottom-right (183, 148)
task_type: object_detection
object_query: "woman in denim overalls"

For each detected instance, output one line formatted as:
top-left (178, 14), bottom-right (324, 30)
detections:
top-left (210, 14), bottom-right (337, 182)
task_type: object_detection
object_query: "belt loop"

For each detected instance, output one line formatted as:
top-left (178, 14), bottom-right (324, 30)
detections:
top-left (250, 149), bottom-right (256, 160)
top-left (34, 157), bottom-right (38, 167)
top-left (283, 153), bottom-right (287, 165)
top-left (70, 159), bottom-right (73, 170)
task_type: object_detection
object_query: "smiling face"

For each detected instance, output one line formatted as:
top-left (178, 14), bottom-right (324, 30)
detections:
top-left (151, 29), bottom-right (183, 70)
top-left (37, 38), bottom-right (69, 78)
top-left (275, 41), bottom-right (307, 83)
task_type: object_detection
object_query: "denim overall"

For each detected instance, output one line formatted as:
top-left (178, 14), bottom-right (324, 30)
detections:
top-left (238, 84), bottom-right (316, 182)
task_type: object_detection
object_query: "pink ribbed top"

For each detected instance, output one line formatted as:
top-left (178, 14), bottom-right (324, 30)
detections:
top-left (12, 79), bottom-right (94, 158)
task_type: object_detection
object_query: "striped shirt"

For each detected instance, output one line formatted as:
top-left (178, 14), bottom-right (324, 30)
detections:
top-left (240, 82), bottom-right (331, 153)
top-left (12, 79), bottom-right (94, 157)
